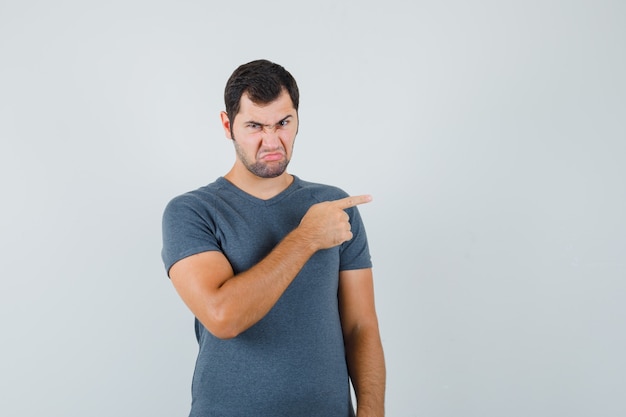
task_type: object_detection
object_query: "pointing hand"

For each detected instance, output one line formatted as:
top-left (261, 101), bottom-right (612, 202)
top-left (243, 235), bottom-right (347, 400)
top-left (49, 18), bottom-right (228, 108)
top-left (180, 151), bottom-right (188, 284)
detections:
top-left (298, 195), bottom-right (372, 250)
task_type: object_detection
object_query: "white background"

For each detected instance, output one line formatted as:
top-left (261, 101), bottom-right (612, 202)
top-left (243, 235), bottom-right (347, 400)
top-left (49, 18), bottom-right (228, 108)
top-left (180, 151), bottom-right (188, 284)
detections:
top-left (1, 1), bottom-right (625, 416)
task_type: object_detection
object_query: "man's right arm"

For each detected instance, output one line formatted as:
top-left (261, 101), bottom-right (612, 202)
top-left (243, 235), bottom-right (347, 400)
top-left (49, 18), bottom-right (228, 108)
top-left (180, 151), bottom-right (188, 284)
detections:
top-left (168, 195), bottom-right (372, 339)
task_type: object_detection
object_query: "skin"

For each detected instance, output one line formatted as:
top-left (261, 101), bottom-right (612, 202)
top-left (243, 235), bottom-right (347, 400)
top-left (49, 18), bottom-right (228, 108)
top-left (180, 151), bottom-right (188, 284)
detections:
top-left (169, 89), bottom-right (385, 416)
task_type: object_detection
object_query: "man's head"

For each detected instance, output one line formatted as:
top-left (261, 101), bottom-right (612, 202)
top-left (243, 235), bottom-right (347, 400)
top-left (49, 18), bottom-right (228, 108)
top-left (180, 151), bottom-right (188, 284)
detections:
top-left (224, 59), bottom-right (299, 125)
top-left (221, 60), bottom-right (300, 179)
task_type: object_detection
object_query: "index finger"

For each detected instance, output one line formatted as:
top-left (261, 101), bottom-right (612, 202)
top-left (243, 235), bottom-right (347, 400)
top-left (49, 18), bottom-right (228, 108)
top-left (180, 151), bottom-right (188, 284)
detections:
top-left (332, 194), bottom-right (373, 210)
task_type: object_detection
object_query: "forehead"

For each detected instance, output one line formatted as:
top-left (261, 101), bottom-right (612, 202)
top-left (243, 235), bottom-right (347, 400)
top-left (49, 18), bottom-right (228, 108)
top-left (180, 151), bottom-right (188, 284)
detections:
top-left (237, 89), bottom-right (296, 123)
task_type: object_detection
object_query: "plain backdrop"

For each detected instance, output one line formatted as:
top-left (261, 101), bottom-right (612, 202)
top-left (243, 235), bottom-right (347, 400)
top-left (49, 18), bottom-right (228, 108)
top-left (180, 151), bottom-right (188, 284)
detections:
top-left (1, 1), bottom-right (625, 416)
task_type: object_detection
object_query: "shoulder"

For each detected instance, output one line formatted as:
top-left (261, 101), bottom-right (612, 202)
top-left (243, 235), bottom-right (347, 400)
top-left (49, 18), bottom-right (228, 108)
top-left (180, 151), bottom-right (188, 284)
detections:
top-left (162, 179), bottom-right (228, 219)
top-left (294, 176), bottom-right (349, 203)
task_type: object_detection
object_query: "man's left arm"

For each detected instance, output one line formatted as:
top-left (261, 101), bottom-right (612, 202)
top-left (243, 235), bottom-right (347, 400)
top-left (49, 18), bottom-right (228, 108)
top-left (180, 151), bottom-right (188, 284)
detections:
top-left (339, 268), bottom-right (386, 417)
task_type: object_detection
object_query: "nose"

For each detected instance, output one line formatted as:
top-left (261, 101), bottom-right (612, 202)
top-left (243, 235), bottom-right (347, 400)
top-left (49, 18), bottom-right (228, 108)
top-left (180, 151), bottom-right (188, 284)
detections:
top-left (261, 125), bottom-right (281, 146)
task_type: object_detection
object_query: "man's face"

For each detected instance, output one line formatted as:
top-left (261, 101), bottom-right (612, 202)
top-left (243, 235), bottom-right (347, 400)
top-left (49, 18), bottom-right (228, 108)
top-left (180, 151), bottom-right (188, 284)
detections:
top-left (222, 89), bottom-right (298, 178)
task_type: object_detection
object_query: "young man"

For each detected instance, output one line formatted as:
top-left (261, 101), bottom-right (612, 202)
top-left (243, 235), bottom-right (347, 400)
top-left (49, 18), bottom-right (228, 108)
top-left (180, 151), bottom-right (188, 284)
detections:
top-left (161, 59), bottom-right (385, 416)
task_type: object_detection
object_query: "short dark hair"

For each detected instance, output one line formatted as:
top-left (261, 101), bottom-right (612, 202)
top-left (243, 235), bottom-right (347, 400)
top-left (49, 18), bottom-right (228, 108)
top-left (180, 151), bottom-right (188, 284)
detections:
top-left (224, 59), bottom-right (299, 121)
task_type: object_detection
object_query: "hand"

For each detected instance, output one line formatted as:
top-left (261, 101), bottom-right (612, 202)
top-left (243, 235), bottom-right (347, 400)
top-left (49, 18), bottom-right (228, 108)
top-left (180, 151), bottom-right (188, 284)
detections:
top-left (298, 195), bottom-right (372, 251)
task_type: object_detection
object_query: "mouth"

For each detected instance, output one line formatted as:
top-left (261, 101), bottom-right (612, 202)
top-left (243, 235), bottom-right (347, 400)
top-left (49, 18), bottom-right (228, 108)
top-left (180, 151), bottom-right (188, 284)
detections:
top-left (259, 151), bottom-right (285, 162)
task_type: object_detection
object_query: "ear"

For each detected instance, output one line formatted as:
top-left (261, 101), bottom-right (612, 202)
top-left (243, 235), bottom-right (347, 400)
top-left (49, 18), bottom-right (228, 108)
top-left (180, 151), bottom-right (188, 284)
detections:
top-left (220, 111), bottom-right (233, 140)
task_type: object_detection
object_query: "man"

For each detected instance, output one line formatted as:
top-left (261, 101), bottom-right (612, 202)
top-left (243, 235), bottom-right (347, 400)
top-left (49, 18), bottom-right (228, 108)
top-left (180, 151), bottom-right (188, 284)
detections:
top-left (161, 59), bottom-right (385, 416)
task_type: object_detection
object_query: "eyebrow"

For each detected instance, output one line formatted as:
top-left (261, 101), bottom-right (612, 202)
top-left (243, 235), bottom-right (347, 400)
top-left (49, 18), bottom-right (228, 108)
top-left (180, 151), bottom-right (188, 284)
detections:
top-left (244, 115), bottom-right (294, 127)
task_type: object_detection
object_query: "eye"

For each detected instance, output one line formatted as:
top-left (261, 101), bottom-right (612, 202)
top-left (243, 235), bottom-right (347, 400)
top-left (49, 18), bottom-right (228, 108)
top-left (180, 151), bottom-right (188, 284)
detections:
top-left (278, 119), bottom-right (289, 127)
top-left (246, 123), bottom-right (262, 130)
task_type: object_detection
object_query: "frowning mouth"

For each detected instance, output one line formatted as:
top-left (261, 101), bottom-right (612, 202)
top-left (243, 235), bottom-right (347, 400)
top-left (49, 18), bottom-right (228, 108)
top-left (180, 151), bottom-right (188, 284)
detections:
top-left (258, 151), bottom-right (285, 161)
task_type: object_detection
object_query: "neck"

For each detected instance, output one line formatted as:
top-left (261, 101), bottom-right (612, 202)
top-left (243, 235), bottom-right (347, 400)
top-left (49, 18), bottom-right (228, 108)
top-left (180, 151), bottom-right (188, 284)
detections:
top-left (224, 166), bottom-right (294, 200)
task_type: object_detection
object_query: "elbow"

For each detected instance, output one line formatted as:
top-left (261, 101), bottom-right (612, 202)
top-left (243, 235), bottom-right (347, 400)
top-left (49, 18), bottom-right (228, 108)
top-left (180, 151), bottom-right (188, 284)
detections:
top-left (210, 326), bottom-right (241, 340)
top-left (201, 306), bottom-right (243, 340)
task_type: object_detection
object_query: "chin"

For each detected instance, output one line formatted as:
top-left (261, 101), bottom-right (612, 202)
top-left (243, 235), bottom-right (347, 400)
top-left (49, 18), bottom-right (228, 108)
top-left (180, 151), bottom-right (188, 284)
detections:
top-left (248, 160), bottom-right (290, 179)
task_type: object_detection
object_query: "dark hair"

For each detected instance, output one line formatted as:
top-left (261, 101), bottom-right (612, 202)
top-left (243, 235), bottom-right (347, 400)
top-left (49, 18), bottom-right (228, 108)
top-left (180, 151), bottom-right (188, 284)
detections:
top-left (224, 59), bottom-right (299, 121)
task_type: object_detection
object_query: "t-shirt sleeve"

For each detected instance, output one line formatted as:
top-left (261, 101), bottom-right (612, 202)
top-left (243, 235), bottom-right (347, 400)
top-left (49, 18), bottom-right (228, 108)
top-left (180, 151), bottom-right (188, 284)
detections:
top-left (161, 194), bottom-right (221, 276)
top-left (339, 204), bottom-right (373, 271)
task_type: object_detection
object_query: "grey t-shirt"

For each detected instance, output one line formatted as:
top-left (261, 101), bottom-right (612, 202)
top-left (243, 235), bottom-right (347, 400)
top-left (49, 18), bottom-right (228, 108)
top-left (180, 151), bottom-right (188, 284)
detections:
top-left (161, 176), bottom-right (372, 417)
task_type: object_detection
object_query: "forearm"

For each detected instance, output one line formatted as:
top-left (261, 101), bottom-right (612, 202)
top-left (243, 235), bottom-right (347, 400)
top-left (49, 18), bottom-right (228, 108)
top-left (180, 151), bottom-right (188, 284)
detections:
top-left (345, 325), bottom-right (386, 417)
top-left (211, 227), bottom-right (317, 338)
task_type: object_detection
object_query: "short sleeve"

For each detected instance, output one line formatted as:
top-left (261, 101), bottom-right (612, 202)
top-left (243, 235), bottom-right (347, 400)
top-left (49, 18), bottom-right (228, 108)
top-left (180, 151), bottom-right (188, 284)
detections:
top-left (339, 205), bottom-right (372, 271)
top-left (161, 194), bottom-right (222, 276)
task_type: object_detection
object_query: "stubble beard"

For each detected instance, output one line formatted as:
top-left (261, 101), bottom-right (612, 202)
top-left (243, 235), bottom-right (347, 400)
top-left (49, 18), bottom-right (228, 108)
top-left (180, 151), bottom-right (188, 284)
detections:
top-left (233, 139), bottom-right (291, 178)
